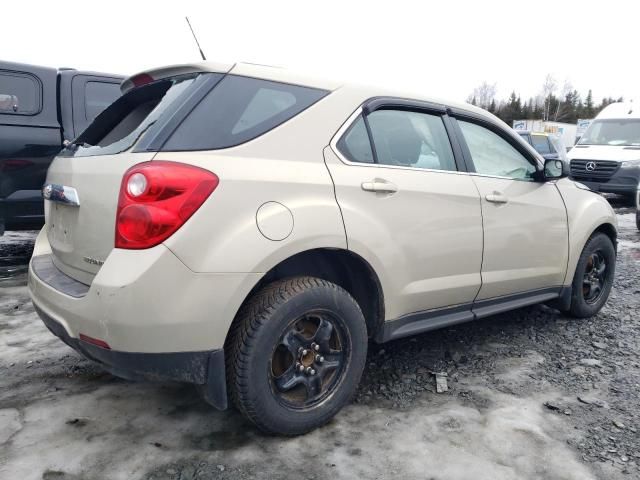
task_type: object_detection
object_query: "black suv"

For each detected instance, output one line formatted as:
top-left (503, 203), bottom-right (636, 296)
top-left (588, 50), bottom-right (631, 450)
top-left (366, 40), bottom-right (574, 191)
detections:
top-left (0, 61), bottom-right (122, 234)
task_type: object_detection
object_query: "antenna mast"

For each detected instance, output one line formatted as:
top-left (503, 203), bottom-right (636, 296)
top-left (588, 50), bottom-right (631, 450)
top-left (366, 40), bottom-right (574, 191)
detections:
top-left (185, 16), bottom-right (207, 61)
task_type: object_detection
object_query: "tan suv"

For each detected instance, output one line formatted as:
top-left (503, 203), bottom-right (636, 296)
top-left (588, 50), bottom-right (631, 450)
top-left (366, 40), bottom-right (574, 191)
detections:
top-left (29, 62), bottom-right (617, 435)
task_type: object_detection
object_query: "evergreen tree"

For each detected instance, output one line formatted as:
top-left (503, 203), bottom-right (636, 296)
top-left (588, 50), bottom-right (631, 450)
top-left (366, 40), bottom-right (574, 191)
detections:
top-left (469, 81), bottom-right (623, 124)
top-left (584, 90), bottom-right (595, 118)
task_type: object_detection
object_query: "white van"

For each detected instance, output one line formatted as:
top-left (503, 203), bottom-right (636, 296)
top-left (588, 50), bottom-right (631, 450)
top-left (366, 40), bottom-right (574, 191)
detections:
top-left (567, 101), bottom-right (640, 199)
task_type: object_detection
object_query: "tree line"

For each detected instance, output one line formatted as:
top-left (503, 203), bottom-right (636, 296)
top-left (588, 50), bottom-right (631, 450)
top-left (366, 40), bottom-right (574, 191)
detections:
top-left (467, 75), bottom-right (623, 126)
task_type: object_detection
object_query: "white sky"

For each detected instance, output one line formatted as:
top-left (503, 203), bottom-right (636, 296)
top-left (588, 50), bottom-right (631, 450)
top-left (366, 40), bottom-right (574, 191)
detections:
top-left (4, 0), bottom-right (639, 103)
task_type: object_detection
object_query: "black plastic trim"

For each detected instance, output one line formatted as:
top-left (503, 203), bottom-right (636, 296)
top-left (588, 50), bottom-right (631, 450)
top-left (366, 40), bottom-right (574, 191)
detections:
top-left (33, 302), bottom-right (228, 410)
top-left (363, 96), bottom-right (447, 115)
top-left (377, 286), bottom-right (566, 343)
top-left (362, 112), bottom-right (379, 164)
top-left (376, 303), bottom-right (473, 342)
top-left (32, 254), bottom-right (89, 297)
top-left (441, 114), bottom-right (471, 173)
top-left (472, 287), bottom-right (562, 319)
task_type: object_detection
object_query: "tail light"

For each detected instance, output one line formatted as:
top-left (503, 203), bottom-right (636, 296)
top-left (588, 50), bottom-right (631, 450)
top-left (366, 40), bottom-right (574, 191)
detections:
top-left (115, 161), bottom-right (219, 249)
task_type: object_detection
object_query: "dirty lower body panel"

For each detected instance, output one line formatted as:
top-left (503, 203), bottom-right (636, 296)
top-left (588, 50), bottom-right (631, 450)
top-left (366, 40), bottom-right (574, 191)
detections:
top-left (33, 302), bottom-right (228, 410)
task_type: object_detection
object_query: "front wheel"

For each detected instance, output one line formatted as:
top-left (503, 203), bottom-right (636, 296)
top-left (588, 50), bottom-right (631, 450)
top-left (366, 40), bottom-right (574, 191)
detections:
top-left (566, 233), bottom-right (616, 318)
top-left (226, 276), bottom-right (368, 435)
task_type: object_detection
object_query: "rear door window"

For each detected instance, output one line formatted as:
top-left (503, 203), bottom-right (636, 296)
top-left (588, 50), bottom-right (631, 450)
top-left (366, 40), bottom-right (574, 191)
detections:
top-left (161, 76), bottom-right (328, 151)
top-left (368, 109), bottom-right (457, 171)
top-left (0, 71), bottom-right (41, 115)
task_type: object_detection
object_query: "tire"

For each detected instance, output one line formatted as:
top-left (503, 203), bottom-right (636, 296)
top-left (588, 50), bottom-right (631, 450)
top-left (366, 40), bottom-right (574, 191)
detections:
top-left (226, 276), bottom-right (368, 435)
top-left (636, 210), bottom-right (640, 231)
top-left (566, 233), bottom-right (616, 318)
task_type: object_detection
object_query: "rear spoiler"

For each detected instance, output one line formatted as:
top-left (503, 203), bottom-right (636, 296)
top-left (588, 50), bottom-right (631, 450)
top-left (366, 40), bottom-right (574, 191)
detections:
top-left (121, 61), bottom-right (234, 93)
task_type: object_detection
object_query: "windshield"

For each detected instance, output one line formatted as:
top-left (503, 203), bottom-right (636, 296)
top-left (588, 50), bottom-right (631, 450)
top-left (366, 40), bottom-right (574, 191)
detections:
top-left (578, 118), bottom-right (640, 146)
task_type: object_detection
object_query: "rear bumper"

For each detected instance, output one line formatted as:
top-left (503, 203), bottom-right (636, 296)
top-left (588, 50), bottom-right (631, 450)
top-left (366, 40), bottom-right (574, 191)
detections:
top-left (570, 167), bottom-right (640, 195)
top-left (34, 303), bottom-right (228, 409)
top-left (28, 229), bottom-right (261, 352)
top-left (27, 229), bottom-right (263, 409)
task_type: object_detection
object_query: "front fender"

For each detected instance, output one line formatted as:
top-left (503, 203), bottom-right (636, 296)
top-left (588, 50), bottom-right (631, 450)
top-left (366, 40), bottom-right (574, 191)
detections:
top-left (556, 178), bottom-right (617, 285)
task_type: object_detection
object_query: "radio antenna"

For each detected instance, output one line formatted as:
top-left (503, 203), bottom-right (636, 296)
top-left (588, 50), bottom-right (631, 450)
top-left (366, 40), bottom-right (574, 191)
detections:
top-left (185, 16), bottom-right (207, 61)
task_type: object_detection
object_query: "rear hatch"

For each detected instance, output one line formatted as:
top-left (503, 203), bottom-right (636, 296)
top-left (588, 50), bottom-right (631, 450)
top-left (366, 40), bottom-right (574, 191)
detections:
top-left (45, 69), bottom-right (224, 284)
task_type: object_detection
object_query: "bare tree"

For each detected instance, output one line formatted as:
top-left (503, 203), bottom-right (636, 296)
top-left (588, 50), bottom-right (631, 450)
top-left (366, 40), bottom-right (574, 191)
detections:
top-left (468, 81), bottom-right (497, 110)
top-left (553, 79), bottom-right (573, 121)
top-left (541, 74), bottom-right (557, 121)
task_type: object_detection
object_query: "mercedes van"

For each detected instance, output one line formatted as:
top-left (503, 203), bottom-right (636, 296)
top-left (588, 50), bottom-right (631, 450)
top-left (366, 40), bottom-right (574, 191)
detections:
top-left (568, 101), bottom-right (640, 199)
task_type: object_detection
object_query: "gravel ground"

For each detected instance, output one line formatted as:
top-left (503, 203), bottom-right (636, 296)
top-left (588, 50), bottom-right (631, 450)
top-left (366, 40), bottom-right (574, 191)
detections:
top-left (0, 202), bottom-right (638, 480)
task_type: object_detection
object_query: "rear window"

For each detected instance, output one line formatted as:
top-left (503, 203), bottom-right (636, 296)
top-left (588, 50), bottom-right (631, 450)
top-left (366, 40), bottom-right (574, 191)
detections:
top-left (66, 74), bottom-right (201, 157)
top-left (160, 75), bottom-right (328, 151)
top-left (0, 71), bottom-right (41, 115)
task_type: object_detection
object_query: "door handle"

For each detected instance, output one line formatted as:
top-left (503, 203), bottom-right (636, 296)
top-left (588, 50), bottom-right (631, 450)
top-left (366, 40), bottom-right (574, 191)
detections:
top-left (361, 179), bottom-right (398, 194)
top-left (485, 191), bottom-right (508, 204)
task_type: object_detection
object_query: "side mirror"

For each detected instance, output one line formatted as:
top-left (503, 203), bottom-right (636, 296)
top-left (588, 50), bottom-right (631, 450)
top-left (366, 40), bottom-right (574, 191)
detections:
top-left (543, 158), bottom-right (569, 180)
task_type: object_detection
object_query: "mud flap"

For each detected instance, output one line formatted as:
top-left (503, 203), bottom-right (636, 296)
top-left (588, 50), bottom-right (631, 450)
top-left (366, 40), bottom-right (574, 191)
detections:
top-left (201, 349), bottom-right (228, 410)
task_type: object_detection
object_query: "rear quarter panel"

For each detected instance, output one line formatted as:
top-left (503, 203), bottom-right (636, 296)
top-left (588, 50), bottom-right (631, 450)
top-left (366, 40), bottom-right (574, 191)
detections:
top-left (159, 88), bottom-right (366, 274)
top-left (160, 150), bottom-right (347, 273)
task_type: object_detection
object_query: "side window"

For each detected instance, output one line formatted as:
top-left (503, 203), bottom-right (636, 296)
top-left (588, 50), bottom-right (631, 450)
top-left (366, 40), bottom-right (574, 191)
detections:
top-left (336, 115), bottom-right (374, 163)
top-left (367, 110), bottom-right (457, 171)
top-left (85, 81), bottom-right (121, 122)
top-left (458, 120), bottom-right (537, 180)
top-left (531, 134), bottom-right (552, 155)
top-left (162, 75), bottom-right (328, 151)
top-left (0, 71), bottom-right (41, 115)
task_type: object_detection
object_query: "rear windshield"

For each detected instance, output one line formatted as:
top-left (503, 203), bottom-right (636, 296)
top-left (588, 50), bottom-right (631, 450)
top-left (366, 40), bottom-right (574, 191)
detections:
top-left (63, 74), bottom-right (199, 157)
top-left (160, 75), bottom-right (328, 151)
top-left (578, 119), bottom-right (640, 146)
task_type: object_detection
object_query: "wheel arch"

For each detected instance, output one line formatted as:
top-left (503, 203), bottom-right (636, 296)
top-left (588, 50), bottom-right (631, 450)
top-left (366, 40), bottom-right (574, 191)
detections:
top-left (226, 248), bottom-right (385, 344)
top-left (593, 222), bottom-right (618, 249)
top-left (565, 220), bottom-right (618, 285)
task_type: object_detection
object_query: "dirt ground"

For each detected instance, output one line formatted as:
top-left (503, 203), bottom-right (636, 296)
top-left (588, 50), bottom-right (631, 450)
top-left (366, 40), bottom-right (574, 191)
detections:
top-left (1, 203), bottom-right (638, 480)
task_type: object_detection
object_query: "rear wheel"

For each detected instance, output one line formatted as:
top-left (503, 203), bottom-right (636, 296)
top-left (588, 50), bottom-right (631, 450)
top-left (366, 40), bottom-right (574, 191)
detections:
top-left (226, 276), bottom-right (367, 435)
top-left (566, 233), bottom-right (616, 318)
top-left (636, 209), bottom-right (639, 231)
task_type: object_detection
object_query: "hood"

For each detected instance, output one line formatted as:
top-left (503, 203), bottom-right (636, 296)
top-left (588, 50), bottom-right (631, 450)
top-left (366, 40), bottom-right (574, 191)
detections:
top-left (567, 145), bottom-right (640, 162)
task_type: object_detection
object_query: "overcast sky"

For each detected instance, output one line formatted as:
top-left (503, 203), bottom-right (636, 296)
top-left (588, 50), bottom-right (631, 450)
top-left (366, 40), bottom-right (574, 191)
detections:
top-left (4, 0), bottom-right (639, 103)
